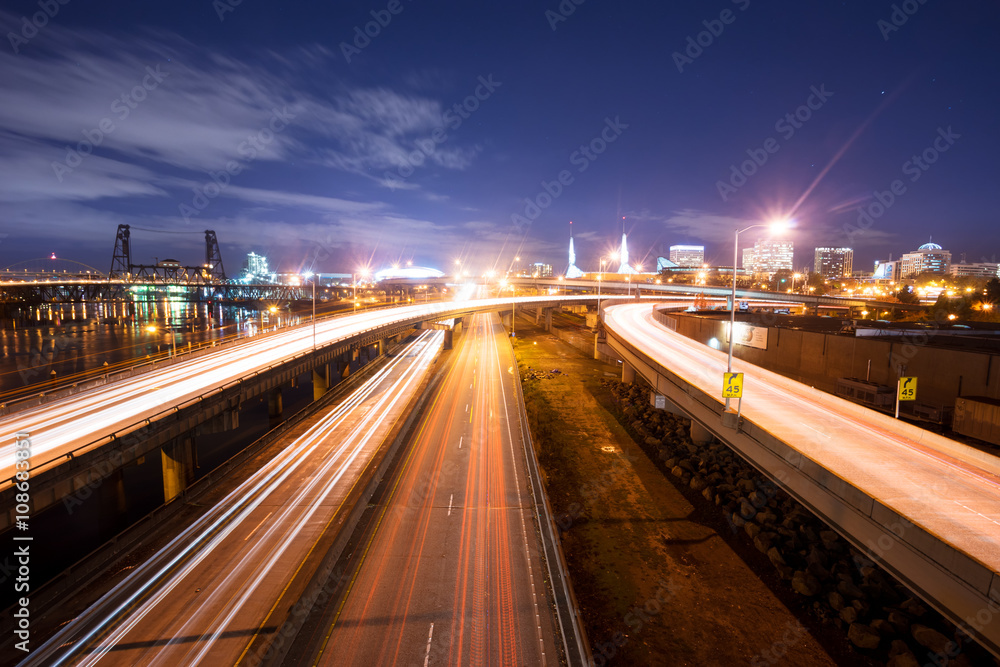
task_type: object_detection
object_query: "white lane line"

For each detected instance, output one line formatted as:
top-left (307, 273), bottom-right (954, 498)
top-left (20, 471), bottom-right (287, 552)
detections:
top-left (423, 622), bottom-right (435, 667)
top-left (459, 436), bottom-right (463, 449)
top-left (448, 493), bottom-right (454, 516)
top-left (243, 511), bottom-right (272, 541)
top-left (466, 403), bottom-right (469, 412)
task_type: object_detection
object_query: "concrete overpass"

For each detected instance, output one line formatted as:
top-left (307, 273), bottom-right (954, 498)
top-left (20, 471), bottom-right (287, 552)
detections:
top-left (0, 295), bottom-right (596, 529)
top-left (509, 276), bottom-right (924, 316)
top-left (603, 302), bottom-right (1000, 658)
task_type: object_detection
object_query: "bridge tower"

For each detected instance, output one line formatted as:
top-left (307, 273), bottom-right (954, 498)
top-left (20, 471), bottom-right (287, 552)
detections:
top-left (204, 230), bottom-right (226, 281)
top-left (109, 224), bottom-right (132, 281)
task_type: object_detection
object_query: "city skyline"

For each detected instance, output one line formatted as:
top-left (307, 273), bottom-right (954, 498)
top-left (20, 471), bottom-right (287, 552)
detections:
top-left (1, 2), bottom-right (998, 275)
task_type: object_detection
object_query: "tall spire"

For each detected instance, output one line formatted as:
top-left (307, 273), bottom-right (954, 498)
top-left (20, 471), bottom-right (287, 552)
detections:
top-left (566, 221), bottom-right (584, 278)
top-left (617, 217), bottom-right (635, 273)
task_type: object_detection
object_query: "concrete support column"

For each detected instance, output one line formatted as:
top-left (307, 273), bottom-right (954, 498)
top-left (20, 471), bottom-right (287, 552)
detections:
top-left (501, 312), bottom-right (512, 327)
top-left (544, 308), bottom-right (553, 332)
top-left (690, 420), bottom-right (714, 445)
top-left (313, 364), bottom-right (330, 401)
top-left (535, 308), bottom-right (541, 324)
top-left (98, 467), bottom-right (128, 517)
top-left (621, 362), bottom-right (636, 384)
top-left (377, 339), bottom-right (386, 357)
top-left (268, 387), bottom-right (283, 419)
top-left (161, 436), bottom-right (195, 503)
top-left (444, 329), bottom-right (454, 350)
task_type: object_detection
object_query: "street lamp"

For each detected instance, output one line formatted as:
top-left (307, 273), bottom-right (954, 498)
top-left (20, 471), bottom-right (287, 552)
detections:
top-left (303, 272), bottom-right (317, 352)
top-left (598, 257), bottom-right (606, 305)
top-left (727, 219), bottom-right (790, 411)
top-left (146, 324), bottom-right (176, 358)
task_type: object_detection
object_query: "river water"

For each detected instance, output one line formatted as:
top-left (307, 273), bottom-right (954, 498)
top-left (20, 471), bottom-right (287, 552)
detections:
top-left (0, 300), bottom-right (304, 395)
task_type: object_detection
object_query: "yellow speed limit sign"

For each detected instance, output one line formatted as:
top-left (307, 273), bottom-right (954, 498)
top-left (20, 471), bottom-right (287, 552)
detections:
top-left (722, 372), bottom-right (744, 399)
top-left (898, 377), bottom-right (917, 401)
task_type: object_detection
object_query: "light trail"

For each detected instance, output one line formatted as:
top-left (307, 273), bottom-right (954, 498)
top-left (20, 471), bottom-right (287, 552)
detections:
top-left (0, 295), bottom-right (599, 487)
top-left (605, 303), bottom-right (1000, 573)
top-left (310, 313), bottom-right (556, 667)
top-left (22, 331), bottom-right (444, 666)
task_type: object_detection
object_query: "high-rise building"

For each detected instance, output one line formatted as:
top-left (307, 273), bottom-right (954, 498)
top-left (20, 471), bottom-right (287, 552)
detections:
top-left (949, 262), bottom-right (1000, 279)
top-left (242, 252), bottom-right (273, 282)
top-left (743, 240), bottom-right (793, 278)
top-left (617, 233), bottom-right (636, 274)
top-left (668, 244), bottom-right (705, 268)
top-left (900, 242), bottom-right (951, 278)
top-left (530, 262), bottom-right (553, 278)
top-left (813, 247), bottom-right (854, 279)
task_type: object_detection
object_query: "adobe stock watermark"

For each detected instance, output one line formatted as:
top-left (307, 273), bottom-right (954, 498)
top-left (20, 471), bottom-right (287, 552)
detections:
top-left (510, 116), bottom-right (629, 230)
top-left (179, 106), bottom-right (297, 223)
top-left (213, 0), bottom-right (244, 22)
top-left (877, 0), bottom-right (932, 41)
top-left (13, 432), bottom-right (33, 653)
top-left (339, 0), bottom-right (413, 64)
top-left (843, 126), bottom-right (959, 245)
top-left (716, 84), bottom-right (834, 202)
top-left (7, 0), bottom-right (71, 54)
top-left (51, 65), bottom-right (169, 183)
top-left (545, 0), bottom-right (586, 31)
top-left (672, 0), bottom-right (751, 74)
top-left (383, 74), bottom-right (502, 191)
top-left (591, 577), bottom-right (677, 667)
top-left (750, 621), bottom-right (808, 666)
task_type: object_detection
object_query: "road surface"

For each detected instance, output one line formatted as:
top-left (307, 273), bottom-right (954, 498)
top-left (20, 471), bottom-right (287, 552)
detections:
top-left (297, 313), bottom-right (562, 667)
top-left (0, 296), bottom-right (601, 488)
top-left (604, 303), bottom-right (1000, 575)
top-left (21, 331), bottom-right (443, 666)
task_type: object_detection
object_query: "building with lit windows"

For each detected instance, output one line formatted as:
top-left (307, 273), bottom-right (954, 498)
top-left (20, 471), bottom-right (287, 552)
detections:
top-left (668, 245), bottom-right (705, 268)
top-left (949, 262), bottom-right (1000, 279)
top-left (530, 262), bottom-right (553, 278)
top-left (900, 242), bottom-right (951, 278)
top-left (742, 240), bottom-right (794, 278)
top-left (813, 247), bottom-right (853, 279)
top-left (873, 259), bottom-right (901, 282)
top-left (242, 252), bottom-right (274, 283)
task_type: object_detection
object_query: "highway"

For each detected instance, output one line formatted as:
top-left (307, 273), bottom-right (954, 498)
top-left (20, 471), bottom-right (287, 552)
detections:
top-left (0, 295), bottom-right (598, 488)
top-left (295, 313), bottom-right (562, 667)
top-left (21, 331), bottom-right (443, 666)
top-left (604, 303), bottom-right (1000, 577)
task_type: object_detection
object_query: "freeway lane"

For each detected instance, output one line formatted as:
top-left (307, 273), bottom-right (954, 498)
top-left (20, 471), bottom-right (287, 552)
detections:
top-left (21, 331), bottom-right (443, 666)
top-left (604, 304), bottom-right (1000, 577)
top-left (0, 295), bottom-right (598, 489)
top-left (300, 313), bottom-right (560, 667)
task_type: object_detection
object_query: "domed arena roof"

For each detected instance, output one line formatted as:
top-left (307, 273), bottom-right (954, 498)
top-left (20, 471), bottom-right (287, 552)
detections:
top-left (918, 242), bottom-right (943, 251)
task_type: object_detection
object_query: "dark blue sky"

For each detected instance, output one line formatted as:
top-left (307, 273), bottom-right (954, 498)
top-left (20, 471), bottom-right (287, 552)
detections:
top-left (1, 0), bottom-right (998, 276)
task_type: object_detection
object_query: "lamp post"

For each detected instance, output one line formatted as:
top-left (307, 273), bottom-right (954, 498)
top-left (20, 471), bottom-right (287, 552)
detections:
top-left (598, 257), bottom-right (606, 305)
top-left (727, 220), bottom-right (789, 410)
top-left (302, 272), bottom-right (317, 352)
top-left (146, 324), bottom-right (176, 358)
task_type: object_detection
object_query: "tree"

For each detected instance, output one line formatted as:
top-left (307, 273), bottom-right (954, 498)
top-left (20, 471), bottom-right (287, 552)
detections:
top-left (895, 286), bottom-right (920, 304)
top-left (986, 277), bottom-right (1000, 304)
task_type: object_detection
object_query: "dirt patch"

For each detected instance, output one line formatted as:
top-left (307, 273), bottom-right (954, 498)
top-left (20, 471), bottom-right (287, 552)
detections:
top-left (514, 319), bottom-right (850, 666)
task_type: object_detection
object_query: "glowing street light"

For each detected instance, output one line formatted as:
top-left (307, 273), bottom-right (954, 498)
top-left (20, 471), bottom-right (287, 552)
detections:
top-left (727, 218), bottom-right (791, 412)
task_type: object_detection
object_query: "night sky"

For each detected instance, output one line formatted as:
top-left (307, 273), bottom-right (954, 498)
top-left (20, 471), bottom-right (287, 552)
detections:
top-left (1, 1), bottom-right (998, 276)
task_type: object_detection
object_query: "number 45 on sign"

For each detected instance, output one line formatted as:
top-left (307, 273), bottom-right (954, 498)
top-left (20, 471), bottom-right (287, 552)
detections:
top-left (722, 372), bottom-right (743, 399)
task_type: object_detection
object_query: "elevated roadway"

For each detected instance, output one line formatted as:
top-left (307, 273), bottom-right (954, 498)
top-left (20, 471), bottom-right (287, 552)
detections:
top-left (19, 331), bottom-right (444, 665)
top-left (603, 302), bottom-right (1000, 657)
top-left (0, 296), bottom-right (595, 528)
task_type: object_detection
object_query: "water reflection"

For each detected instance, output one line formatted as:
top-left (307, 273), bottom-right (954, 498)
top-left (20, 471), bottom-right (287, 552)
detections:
top-left (0, 301), bottom-right (302, 394)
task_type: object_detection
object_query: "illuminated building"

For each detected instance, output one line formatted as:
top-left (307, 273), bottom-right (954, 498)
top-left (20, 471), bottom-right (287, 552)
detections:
top-left (742, 239), bottom-right (793, 278)
top-left (813, 247), bottom-right (853, 279)
top-left (668, 245), bottom-right (705, 268)
top-left (900, 242), bottom-right (951, 278)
